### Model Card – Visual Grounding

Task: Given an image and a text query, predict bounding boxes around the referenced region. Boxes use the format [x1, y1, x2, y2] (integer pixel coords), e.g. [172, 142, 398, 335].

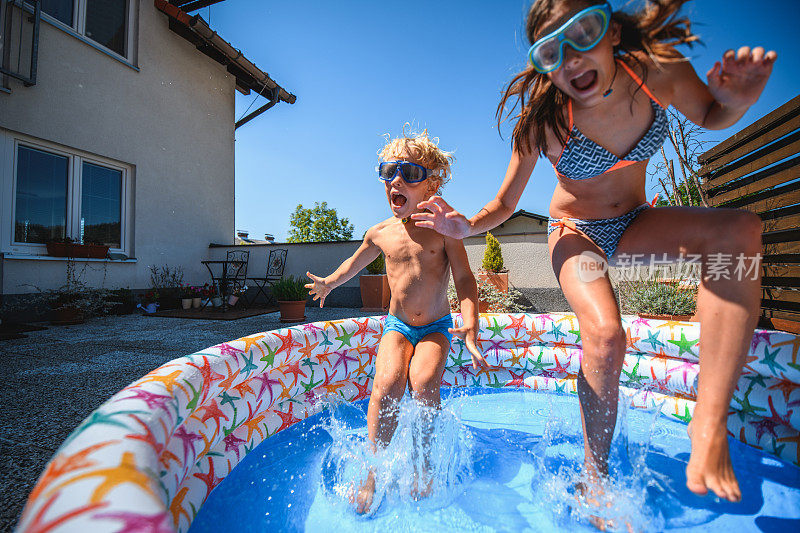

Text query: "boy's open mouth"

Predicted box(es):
[391, 192, 407, 208]
[571, 70, 597, 92]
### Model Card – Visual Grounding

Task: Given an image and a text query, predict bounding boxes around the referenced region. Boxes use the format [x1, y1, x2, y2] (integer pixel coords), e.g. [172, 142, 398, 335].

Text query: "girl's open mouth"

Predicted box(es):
[571, 70, 597, 92]
[391, 192, 407, 208]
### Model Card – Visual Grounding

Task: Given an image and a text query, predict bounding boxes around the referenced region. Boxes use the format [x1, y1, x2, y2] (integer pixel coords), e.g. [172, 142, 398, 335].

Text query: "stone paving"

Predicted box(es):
[0, 307, 375, 532]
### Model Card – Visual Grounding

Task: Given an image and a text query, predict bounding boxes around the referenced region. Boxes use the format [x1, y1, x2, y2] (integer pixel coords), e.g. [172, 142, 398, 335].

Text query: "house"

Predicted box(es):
[0, 0, 293, 303]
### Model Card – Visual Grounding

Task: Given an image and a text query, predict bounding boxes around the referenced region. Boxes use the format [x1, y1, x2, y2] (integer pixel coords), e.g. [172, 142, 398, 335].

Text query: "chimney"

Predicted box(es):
[264, 233, 275, 243]
[236, 229, 249, 239]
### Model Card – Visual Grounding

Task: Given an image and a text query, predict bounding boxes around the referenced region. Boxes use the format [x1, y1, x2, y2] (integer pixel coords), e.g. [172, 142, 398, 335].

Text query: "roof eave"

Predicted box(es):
[154, 0, 296, 105]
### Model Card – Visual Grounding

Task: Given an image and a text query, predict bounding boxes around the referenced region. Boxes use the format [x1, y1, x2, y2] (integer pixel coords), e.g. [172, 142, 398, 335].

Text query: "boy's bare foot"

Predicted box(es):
[685, 417, 741, 502]
[354, 471, 376, 514]
[411, 472, 434, 500]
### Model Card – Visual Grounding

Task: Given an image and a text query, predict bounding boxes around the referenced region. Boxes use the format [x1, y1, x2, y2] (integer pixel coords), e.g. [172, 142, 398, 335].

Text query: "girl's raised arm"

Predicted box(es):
[413, 149, 538, 238]
[668, 46, 776, 130]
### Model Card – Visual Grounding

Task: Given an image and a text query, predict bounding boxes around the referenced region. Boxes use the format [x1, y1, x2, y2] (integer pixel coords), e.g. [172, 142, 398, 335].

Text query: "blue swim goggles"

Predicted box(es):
[527, 2, 612, 74]
[377, 161, 435, 184]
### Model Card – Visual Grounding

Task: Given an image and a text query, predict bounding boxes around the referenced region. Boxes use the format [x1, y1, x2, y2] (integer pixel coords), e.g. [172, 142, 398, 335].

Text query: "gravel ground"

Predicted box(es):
[0, 307, 376, 532]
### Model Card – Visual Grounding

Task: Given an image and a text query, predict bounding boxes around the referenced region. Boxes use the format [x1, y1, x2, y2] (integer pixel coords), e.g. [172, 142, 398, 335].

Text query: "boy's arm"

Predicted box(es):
[666, 47, 776, 130]
[305, 227, 381, 308]
[444, 236, 487, 369]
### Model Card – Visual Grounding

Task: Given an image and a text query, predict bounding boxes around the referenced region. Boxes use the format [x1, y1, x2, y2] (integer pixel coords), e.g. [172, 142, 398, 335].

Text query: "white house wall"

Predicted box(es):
[0, 1, 235, 294]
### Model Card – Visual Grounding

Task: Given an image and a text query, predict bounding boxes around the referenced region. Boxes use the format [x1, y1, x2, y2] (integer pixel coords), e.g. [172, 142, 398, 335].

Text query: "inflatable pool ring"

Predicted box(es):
[17, 313, 800, 532]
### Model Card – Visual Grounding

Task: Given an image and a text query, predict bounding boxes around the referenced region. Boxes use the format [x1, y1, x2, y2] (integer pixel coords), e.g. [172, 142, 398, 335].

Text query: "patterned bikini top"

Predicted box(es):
[554, 60, 668, 181]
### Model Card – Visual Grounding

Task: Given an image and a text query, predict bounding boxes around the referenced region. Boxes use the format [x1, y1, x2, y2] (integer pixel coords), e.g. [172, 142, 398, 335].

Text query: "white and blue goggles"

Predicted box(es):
[527, 2, 612, 74]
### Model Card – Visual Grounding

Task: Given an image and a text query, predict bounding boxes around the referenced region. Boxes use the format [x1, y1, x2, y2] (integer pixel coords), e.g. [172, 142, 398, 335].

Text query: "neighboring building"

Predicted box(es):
[0, 0, 294, 298]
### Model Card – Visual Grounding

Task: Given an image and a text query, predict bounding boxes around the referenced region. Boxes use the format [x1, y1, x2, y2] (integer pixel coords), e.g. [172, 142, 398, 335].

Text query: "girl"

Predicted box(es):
[413, 0, 776, 503]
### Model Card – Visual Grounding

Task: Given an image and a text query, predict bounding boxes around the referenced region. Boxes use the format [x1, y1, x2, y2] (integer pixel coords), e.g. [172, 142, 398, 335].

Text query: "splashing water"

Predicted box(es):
[319, 393, 476, 519]
[191, 388, 800, 532]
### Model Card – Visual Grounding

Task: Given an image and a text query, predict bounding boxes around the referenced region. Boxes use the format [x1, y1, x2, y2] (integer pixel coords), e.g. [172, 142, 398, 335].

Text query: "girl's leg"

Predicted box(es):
[550, 229, 627, 482]
[407, 332, 450, 496]
[356, 331, 414, 513]
[615, 206, 762, 502]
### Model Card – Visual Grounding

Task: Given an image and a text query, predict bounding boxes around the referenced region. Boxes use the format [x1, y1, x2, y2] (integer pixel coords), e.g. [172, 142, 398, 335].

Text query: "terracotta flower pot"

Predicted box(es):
[477, 271, 509, 313]
[360, 274, 390, 312]
[46, 242, 109, 258]
[192, 297, 201, 308]
[637, 313, 698, 322]
[228, 295, 239, 306]
[181, 298, 192, 310]
[478, 271, 509, 293]
[278, 300, 307, 323]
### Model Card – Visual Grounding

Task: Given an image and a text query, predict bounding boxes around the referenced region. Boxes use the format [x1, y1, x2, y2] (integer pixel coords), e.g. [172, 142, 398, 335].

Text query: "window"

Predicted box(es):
[41, 0, 74, 26]
[38, 0, 134, 60]
[14, 146, 69, 244]
[4, 133, 132, 256]
[81, 161, 122, 247]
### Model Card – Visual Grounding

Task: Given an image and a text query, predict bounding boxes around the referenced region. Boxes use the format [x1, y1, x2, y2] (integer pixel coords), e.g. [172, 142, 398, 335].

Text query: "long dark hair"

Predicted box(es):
[497, 0, 698, 156]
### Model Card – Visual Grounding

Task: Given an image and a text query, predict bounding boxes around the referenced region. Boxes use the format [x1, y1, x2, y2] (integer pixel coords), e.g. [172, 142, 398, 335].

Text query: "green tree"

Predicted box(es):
[482, 232, 505, 272]
[287, 202, 354, 243]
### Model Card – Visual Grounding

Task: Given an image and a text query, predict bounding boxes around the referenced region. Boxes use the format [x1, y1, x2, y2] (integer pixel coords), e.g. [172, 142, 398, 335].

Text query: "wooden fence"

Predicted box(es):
[698, 95, 800, 332]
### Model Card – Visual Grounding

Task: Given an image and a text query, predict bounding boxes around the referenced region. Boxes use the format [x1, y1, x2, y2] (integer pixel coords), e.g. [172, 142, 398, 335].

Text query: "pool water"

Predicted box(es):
[190, 388, 800, 532]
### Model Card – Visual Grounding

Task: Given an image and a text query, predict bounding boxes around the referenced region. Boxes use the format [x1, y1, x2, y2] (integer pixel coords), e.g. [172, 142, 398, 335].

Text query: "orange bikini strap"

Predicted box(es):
[616, 59, 666, 109]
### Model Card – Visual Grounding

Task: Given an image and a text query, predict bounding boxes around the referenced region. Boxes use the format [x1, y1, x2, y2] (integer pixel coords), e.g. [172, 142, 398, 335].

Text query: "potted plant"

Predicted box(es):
[149, 265, 184, 310]
[617, 276, 698, 321]
[448, 278, 524, 314]
[191, 286, 202, 308]
[46, 237, 110, 259]
[360, 253, 390, 312]
[477, 233, 509, 310]
[178, 284, 193, 310]
[271, 275, 309, 322]
[228, 285, 247, 307]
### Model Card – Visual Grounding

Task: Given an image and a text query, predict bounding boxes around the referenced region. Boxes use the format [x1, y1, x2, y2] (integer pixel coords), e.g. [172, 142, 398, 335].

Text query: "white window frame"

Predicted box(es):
[0, 129, 133, 257]
[31, 0, 137, 63]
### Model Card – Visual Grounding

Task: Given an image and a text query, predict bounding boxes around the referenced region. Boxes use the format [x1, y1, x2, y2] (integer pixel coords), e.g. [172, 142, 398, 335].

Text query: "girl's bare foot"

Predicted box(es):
[686, 417, 742, 502]
[574, 481, 635, 533]
[354, 471, 376, 514]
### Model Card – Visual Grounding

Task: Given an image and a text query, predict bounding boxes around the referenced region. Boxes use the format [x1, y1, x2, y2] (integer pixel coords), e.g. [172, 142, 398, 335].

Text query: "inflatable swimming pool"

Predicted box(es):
[17, 313, 800, 532]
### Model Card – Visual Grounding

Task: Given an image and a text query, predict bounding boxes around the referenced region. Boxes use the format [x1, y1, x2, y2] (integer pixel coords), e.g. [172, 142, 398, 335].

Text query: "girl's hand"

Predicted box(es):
[707, 46, 777, 110]
[449, 324, 488, 370]
[411, 196, 471, 239]
[305, 272, 332, 308]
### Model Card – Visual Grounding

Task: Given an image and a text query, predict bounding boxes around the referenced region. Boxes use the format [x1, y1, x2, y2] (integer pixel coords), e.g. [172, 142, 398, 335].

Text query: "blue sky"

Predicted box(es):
[204, 0, 799, 241]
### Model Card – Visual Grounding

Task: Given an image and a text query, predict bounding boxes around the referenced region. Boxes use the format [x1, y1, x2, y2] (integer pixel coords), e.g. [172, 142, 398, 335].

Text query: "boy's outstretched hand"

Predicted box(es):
[449, 323, 488, 370]
[305, 272, 332, 308]
[707, 46, 777, 110]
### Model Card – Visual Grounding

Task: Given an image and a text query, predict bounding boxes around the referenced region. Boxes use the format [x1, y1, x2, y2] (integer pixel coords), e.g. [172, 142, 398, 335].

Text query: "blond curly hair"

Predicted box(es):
[378, 125, 454, 194]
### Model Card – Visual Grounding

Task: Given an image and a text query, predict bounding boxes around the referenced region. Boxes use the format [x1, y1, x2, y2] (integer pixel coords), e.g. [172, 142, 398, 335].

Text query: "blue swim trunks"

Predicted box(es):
[383, 313, 453, 346]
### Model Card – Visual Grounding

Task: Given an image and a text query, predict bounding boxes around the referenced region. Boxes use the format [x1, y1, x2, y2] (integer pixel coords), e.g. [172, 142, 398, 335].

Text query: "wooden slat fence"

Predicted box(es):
[699, 95, 800, 332]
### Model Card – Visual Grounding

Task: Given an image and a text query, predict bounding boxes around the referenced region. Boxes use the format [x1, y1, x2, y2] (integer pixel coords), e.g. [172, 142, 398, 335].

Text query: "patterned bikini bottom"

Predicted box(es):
[547, 204, 650, 259]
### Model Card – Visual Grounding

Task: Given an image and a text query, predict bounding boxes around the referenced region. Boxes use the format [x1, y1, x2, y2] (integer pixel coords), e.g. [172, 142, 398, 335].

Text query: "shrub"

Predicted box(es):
[481, 232, 505, 273]
[366, 253, 385, 275]
[617, 276, 697, 316]
[149, 265, 184, 289]
[448, 277, 525, 313]
[272, 275, 311, 301]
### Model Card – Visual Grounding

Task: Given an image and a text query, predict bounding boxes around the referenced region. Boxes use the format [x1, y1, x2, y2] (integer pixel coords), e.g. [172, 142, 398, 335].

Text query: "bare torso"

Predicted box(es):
[543, 58, 673, 220]
[371, 217, 452, 326]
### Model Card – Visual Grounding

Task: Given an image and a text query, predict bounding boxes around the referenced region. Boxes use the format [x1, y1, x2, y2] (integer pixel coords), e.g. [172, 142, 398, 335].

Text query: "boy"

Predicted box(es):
[305, 129, 486, 513]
